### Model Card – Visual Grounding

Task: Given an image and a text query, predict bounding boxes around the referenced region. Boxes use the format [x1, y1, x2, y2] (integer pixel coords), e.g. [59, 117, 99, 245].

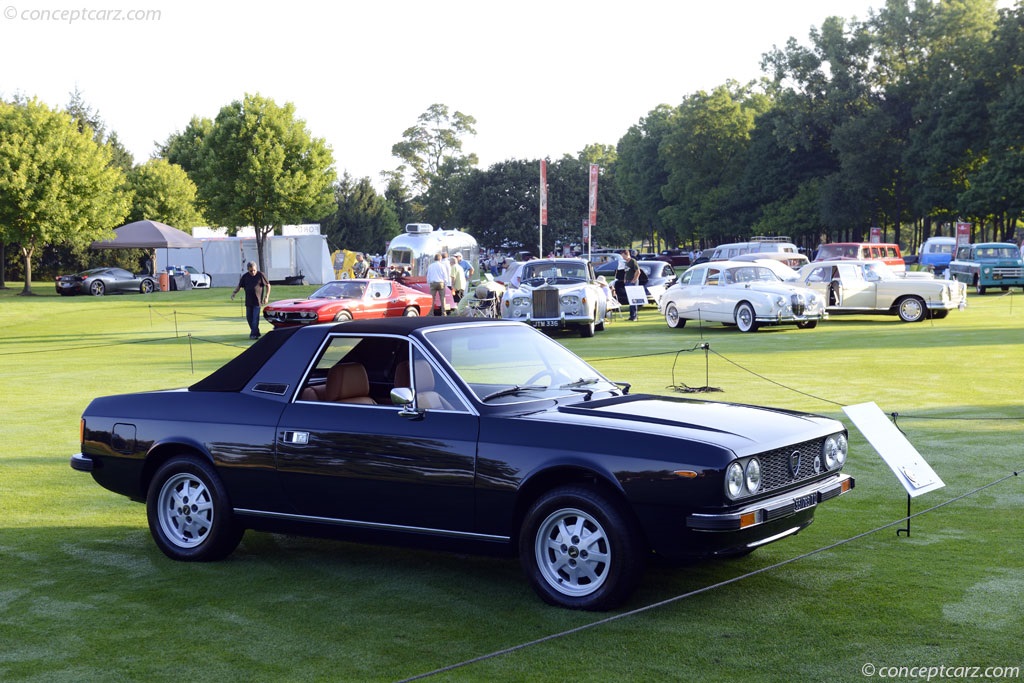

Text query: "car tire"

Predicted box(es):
[579, 320, 595, 338]
[141, 279, 156, 294]
[735, 302, 759, 332]
[89, 280, 105, 296]
[146, 455, 243, 562]
[665, 302, 687, 329]
[334, 310, 353, 322]
[519, 485, 645, 611]
[403, 306, 419, 317]
[896, 296, 926, 323]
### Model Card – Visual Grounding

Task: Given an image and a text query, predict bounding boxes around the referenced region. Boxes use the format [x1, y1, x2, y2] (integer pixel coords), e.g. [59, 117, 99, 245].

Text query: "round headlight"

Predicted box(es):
[726, 462, 744, 499]
[745, 458, 761, 494]
[823, 436, 839, 469]
[835, 434, 848, 466]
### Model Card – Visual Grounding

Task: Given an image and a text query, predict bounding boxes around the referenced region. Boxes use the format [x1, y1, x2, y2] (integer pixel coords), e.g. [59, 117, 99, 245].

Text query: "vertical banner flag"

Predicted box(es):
[539, 160, 548, 226]
[588, 164, 599, 226]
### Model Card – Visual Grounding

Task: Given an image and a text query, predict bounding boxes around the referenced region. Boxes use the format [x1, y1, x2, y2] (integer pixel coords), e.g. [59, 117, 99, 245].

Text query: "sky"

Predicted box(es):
[1, 0, 886, 189]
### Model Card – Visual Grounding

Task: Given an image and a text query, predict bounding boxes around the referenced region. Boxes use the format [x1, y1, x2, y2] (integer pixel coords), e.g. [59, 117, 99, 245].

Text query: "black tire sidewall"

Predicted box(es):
[146, 455, 242, 562]
[519, 485, 645, 611]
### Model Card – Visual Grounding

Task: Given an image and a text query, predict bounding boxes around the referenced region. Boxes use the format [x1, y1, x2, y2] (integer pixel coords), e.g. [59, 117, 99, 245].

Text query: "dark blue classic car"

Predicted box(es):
[71, 318, 854, 610]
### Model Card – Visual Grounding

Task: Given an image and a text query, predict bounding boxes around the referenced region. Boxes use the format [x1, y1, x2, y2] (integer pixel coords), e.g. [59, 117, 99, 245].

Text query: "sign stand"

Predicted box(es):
[842, 402, 945, 538]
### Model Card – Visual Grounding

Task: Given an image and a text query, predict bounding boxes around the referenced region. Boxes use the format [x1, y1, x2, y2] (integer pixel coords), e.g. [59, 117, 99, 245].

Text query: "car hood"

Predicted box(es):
[542, 394, 837, 455]
[267, 299, 339, 309]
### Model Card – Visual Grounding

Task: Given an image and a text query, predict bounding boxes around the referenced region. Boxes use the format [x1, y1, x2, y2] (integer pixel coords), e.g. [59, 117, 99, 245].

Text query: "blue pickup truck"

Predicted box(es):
[947, 242, 1024, 294]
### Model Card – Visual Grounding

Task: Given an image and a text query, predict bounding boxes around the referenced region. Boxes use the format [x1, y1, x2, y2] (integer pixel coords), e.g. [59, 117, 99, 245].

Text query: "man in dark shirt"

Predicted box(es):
[621, 249, 640, 321]
[231, 261, 271, 339]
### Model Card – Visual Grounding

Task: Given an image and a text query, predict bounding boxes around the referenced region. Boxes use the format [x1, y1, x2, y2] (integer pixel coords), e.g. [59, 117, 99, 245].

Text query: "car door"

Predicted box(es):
[699, 267, 730, 321]
[833, 263, 876, 309]
[108, 268, 137, 293]
[275, 336, 480, 533]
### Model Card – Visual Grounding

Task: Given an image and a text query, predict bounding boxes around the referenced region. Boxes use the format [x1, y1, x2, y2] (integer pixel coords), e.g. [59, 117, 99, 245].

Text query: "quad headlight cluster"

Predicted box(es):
[822, 433, 848, 470]
[725, 457, 762, 500]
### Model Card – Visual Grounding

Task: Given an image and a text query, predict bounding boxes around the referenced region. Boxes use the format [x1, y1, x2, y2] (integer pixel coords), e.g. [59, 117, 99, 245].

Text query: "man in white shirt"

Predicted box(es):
[426, 252, 452, 315]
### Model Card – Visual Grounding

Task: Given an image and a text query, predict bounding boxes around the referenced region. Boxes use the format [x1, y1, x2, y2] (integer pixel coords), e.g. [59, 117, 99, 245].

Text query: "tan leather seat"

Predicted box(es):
[324, 362, 376, 405]
[393, 359, 452, 410]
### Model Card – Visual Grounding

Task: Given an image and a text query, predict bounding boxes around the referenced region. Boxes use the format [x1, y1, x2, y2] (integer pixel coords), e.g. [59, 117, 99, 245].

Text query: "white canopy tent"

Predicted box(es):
[158, 234, 334, 287]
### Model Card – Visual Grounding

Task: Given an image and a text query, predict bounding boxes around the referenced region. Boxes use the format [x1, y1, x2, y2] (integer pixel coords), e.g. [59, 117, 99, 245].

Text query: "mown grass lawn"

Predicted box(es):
[1, 283, 1021, 682]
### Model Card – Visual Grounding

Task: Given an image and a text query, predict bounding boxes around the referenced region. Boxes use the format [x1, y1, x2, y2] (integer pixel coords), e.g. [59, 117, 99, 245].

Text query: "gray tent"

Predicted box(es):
[91, 220, 204, 274]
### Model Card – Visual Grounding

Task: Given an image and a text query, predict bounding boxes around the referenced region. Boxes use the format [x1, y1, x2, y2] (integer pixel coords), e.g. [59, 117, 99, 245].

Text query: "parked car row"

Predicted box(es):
[658, 258, 968, 332]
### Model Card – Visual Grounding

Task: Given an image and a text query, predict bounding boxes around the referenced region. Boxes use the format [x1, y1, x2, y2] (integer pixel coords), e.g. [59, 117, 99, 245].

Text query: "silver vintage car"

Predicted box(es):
[796, 260, 967, 322]
[500, 258, 611, 337]
[659, 261, 827, 332]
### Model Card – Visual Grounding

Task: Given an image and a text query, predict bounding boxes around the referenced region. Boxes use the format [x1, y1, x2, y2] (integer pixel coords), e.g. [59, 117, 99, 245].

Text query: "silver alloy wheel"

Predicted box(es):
[897, 296, 925, 322]
[534, 506, 611, 598]
[156, 471, 215, 549]
[403, 306, 419, 316]
[90, 280, 105, 296]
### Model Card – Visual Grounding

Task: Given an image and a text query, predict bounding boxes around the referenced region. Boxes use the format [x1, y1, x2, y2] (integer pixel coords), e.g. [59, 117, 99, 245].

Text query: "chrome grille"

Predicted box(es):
[532, 288, 559, 318]
[790, 294, 806, 316]
[757, 438, 825, 493]
[993, 267, 1023, 277]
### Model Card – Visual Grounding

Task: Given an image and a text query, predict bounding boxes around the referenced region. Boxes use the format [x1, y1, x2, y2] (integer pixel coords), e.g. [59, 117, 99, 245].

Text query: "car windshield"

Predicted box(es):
[423, 324, 618, 404]
[861, 262, 900, 280]
[977, 246, 1018, 259]
[311, 281, 367, 299]
[521, 263, 587, 282]
[721, 266, 781, 285]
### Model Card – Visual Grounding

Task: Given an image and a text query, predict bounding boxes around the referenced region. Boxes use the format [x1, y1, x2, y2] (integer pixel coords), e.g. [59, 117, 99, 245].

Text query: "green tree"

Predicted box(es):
[322, 173, 401, 254]
[659, 82, 770, 245]
[196, 94, 336, 273]
[66, 88, 134, 173]
[127, 158, 206, 228]
[391, 103, 478, 226]
[159, 116, 213, 178]
[0, 97, 130, 294]
[617, 105, 676, 246]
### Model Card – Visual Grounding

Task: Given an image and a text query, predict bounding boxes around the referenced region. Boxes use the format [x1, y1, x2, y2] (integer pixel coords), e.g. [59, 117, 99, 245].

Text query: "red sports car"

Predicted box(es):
[263, 279, 434, 328]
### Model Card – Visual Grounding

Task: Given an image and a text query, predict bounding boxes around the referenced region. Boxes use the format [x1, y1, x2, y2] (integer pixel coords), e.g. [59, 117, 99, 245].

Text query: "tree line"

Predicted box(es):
[2, 0, 1022, 293]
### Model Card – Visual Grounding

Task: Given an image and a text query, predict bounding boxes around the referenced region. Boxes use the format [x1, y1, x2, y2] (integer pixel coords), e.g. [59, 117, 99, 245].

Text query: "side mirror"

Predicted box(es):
[390, 387, 413, 406]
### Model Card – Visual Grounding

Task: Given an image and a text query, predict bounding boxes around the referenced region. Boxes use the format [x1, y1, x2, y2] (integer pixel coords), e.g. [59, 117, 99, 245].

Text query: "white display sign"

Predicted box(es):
[842, 402, 945, 497]
[625, 285, 647, 306]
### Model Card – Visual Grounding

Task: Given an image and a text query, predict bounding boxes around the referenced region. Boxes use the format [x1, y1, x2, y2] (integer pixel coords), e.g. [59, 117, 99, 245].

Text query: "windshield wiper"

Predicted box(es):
[481, 385, 548, 402]
[559, 377, 604, 389]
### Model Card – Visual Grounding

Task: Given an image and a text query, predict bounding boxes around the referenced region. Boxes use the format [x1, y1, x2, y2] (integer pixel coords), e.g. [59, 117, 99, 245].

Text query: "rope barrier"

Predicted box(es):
[397, 468, 1021, 682]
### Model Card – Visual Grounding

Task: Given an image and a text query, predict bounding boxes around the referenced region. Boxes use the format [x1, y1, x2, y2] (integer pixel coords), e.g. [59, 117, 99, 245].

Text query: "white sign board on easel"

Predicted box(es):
[624, 285, 647, 306]
[842, 402, 945, 497]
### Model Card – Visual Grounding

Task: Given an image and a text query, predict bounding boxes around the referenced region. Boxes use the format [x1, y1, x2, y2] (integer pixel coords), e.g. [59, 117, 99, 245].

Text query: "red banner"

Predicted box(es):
[588, 164, 599, 226]
[540, 160, 548, 226]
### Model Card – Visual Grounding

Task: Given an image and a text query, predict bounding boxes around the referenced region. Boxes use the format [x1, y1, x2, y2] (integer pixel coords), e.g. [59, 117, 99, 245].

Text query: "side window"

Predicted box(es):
[679, 269, 696, 286]
[409, 346, 468, 412]
[705, 268, 720, 286]
[369, 281, 391, 298]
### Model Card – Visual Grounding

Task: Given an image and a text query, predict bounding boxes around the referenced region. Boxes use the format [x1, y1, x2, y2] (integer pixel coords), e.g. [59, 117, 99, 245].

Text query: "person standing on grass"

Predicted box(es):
[231, 261, 271, 339]
[426, 252, 451, 315]
[621, 249, 640, 321]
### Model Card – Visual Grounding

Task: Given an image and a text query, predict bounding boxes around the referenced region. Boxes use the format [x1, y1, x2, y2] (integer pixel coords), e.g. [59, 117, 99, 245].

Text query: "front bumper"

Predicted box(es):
[70, 452, 94, 472]
[688, 473, 854, 532]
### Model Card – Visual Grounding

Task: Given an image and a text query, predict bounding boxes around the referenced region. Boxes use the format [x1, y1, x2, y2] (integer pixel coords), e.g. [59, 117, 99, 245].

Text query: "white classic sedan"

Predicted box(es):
[500, 258, 610, 337]
[795, 260, 967, 322]
[659, 261, 827, 332]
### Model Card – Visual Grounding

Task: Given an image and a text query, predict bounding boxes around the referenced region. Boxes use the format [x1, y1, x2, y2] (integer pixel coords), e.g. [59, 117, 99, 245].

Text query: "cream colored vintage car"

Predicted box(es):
[795, 260, 967, 322]
[500, 258, 610, 337]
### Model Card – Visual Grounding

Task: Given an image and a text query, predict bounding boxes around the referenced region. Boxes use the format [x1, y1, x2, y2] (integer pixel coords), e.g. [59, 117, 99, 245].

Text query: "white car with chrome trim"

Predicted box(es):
[659, 260, 827, 332]
[500, 258, 610, 337]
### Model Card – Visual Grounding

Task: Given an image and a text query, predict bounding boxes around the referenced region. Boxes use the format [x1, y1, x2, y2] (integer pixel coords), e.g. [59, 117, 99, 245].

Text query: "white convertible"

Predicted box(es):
[500, 258, 611, 337]
[659, 261, 827, 332]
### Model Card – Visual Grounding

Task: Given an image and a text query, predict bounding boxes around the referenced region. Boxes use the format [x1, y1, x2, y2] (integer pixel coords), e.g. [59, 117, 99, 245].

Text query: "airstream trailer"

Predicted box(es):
[386, 224, 479, 312]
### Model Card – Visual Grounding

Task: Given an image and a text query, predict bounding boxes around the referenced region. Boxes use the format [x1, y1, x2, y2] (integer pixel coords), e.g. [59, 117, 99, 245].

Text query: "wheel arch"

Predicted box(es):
[140, 440, 215, 499]
[510, 465, 642, 553]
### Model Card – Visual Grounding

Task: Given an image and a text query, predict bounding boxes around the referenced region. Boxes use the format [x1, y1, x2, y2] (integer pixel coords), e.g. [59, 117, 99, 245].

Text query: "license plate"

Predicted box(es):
[533, 320, 559, 328]
[793, 493, 817, 511]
